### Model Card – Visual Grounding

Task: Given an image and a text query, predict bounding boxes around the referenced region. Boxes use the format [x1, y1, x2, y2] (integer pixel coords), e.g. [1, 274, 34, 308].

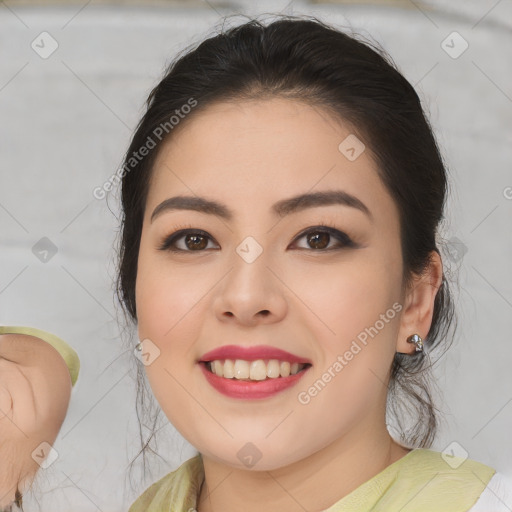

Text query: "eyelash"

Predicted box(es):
[157, 222, 357, 253]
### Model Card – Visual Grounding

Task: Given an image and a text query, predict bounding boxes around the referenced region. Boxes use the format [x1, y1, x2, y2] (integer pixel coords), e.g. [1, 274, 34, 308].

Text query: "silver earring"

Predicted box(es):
[135, 341, 143, 352]
[406, 333, 423, 353]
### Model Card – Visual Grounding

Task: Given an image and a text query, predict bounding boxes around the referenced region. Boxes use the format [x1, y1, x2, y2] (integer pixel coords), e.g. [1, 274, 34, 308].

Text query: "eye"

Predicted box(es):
[158, 224, 356, 253]
[290, 225, 356, 251]
[158, 228, 218, 252]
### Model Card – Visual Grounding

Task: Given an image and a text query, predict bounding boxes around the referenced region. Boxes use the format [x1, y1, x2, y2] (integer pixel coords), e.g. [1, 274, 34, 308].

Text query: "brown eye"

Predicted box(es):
[184, 233, 208, 250]
[306, 231, 330, 249]
[292, 226, 355, 251]
[159, 226, 355, 253]
[158, 229, 218, 252]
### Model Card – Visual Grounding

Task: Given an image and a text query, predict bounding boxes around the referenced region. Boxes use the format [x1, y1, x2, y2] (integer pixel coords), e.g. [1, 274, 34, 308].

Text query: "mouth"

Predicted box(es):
[201, 359, 312, 381]
[198, 345, 313, 398]
[198, 360, 312, 399]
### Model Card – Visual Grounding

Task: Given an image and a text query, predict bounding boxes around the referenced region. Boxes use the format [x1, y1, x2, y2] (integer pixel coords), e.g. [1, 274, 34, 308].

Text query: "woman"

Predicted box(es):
[114, 15, 512, 511]
[0, 326, 79, 510]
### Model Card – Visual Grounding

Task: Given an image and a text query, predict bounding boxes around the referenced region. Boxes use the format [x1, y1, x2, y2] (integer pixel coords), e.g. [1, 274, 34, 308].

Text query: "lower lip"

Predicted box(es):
[199, 363, 310, 399]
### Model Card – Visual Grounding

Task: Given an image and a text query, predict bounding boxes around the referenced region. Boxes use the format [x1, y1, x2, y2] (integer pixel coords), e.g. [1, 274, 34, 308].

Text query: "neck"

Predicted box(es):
[197, 423, 411, 512]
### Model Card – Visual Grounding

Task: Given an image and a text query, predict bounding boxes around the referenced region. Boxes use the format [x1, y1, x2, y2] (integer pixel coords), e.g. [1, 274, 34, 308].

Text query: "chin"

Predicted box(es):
[199, 440, 309, 472]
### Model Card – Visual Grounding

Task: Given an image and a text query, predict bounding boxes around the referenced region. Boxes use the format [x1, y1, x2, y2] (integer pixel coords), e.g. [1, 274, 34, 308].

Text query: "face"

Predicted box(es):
[135, 98, 407, 471]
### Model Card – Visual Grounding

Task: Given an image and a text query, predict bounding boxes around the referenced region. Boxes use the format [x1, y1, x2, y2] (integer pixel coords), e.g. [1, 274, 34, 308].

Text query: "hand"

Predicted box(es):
[0, 334, 73, 508]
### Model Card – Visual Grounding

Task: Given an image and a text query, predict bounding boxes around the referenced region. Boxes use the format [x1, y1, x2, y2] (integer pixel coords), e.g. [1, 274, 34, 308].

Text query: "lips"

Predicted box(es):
[199, 345, 312, 364]
[199, 363, 310, 399]
[197, 344, 312, 399]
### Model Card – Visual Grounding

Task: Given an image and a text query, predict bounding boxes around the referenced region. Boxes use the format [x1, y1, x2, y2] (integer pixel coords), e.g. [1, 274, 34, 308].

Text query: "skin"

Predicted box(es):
[0, 334, 72, 508]
[135, 97, 442, 512]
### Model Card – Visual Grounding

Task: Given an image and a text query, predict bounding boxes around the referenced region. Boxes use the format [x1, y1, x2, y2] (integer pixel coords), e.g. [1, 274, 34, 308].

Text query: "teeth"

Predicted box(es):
[207, 359, 307, 380]
[280, 361, 290, 377]
[250, 360, 267, 380]
[213, 360, 224, 377]
[266, 359, 280, 378]
[223, 359, 234, 378]
[234, 359, 249, 379]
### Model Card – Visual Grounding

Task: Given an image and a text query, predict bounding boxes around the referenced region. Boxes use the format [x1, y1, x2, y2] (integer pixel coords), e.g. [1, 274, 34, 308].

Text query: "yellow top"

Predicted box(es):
[128, 448, 496, 512]
[0, 325, 80, 387]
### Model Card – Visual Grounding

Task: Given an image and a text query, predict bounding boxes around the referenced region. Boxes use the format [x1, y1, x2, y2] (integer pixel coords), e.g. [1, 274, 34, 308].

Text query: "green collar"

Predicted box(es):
[129, 448, 495, 511]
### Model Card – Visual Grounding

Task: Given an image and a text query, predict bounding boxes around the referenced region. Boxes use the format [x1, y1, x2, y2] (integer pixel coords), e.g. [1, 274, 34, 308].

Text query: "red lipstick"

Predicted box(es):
[199, 363, 310, 399]
[198, 344, 312, 400]
[199, 345, 311, 364]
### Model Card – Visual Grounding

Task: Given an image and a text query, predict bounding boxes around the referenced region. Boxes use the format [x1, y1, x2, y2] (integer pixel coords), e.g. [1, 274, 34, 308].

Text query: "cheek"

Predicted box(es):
[136, 250, 203, 340]
[290, 257, 402, 423]
[135, 249, 211, 405]
[135, 257, 194, 422]
[290, 252, 401, 346]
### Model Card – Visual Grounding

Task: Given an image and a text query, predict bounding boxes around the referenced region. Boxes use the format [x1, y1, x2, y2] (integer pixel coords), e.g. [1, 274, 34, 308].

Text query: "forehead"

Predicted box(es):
[153, 97, 362, 172]
[146, 98, 396, 222]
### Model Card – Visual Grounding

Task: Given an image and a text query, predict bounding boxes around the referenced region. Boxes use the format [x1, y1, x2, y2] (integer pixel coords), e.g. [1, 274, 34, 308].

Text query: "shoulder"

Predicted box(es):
[468, 471, 512, 511]
[128, 454, 204, 512]
[400, 447, 496, 479]
[387, 448, 497, 511]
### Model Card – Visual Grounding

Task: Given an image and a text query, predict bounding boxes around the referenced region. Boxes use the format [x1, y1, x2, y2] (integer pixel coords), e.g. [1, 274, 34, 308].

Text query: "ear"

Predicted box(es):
[396, 250, 443, 354]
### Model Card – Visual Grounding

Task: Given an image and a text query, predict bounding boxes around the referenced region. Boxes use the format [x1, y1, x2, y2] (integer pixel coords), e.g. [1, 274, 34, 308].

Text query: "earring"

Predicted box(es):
[135, 340, 143, 352]
[406, 333, 424, 353]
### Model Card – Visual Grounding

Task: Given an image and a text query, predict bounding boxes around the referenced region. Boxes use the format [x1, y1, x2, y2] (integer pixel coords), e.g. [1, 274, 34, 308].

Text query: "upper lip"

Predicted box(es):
[199, 345, 312, 364]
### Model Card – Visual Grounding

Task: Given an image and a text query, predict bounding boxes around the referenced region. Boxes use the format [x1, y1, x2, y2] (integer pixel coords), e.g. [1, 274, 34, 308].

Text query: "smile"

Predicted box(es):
[205, 359, 309, 380]
[197, 344, 312, 399]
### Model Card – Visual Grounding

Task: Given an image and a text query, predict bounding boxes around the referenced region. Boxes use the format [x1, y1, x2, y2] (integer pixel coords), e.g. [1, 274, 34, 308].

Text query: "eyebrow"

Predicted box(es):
[150, 190, 372, 223]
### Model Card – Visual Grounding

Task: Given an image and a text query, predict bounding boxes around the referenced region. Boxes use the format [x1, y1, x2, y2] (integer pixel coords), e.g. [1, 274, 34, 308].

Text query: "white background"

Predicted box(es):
[1, 0, 511, 510]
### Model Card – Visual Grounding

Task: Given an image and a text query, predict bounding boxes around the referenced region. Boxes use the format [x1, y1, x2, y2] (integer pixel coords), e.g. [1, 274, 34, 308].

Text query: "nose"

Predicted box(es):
[212, 249, 287, 327]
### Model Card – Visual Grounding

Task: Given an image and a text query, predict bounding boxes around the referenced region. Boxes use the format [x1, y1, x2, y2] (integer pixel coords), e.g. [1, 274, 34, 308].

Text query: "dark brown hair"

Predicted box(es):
[113, 13, 455, 480]
[0, 488, 24, 511]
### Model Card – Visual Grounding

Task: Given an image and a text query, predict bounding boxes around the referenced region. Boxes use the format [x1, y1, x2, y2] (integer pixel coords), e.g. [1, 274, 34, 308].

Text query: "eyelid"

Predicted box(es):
[158, 223, 356, 252]
[157, 227, 217, 252]
[290, 225, 355, 250]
